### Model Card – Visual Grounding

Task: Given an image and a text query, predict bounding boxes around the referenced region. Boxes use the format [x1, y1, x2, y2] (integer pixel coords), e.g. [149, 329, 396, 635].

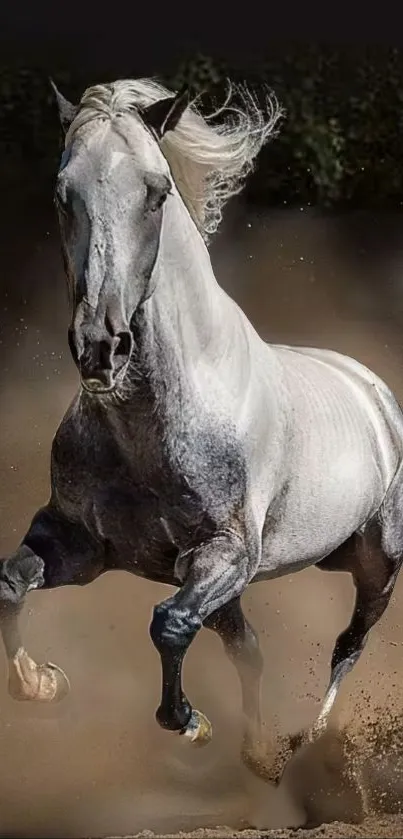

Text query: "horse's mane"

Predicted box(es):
[66, 77, 283, 241]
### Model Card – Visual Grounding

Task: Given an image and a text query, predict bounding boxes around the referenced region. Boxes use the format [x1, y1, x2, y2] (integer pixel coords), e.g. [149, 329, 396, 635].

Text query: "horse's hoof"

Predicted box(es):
[270, 735, 295, 785]
[35, 662, 70, 702]
[180, 709, 212, 745]
[240, 735, 293, 786]
[9, 649, 70, 702]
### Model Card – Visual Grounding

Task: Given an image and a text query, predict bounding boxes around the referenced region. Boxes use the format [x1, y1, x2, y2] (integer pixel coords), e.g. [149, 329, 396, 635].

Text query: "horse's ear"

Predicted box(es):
[49, 78, 78, 134]
[140, 88, 192, 138]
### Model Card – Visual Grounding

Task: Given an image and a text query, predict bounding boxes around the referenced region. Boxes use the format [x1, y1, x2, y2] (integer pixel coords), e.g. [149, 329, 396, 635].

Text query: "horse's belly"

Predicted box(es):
[259, 438, 391, 576]
[257, 345, 402, 576]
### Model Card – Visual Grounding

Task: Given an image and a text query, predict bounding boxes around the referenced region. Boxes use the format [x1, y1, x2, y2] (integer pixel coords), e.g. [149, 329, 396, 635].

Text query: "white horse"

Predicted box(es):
[0, 77, 402, 791]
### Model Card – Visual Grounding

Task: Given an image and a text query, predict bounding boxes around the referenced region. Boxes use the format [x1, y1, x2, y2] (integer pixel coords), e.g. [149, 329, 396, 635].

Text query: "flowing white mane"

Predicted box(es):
[66, 77, 283, 240]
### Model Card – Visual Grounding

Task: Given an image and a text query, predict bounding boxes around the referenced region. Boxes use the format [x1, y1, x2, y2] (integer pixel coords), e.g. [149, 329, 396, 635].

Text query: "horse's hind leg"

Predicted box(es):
[204, 597, 273, 781]
[310, 518, 401, 742]
[283, 511, 402, 821]
[266, 516, 402, 789]
[0, 504, 104, 702]
[310, 473, 403, 737]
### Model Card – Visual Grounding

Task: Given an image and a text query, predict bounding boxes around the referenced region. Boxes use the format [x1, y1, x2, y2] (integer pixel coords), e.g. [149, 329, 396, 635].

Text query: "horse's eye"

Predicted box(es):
[154, 191, 168, 210]
[146, 181, 172, 213]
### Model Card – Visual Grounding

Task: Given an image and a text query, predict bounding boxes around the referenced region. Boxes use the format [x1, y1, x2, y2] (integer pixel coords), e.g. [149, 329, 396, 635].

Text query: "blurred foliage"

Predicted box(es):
[2, 46, 403, 208]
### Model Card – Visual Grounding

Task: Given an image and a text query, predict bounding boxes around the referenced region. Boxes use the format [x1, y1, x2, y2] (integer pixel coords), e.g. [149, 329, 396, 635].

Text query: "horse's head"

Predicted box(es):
[52, 81, 190, 394]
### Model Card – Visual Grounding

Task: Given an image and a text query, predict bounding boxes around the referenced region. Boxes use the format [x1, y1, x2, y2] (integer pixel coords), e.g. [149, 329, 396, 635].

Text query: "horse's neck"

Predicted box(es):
[138, 195, 238, 384]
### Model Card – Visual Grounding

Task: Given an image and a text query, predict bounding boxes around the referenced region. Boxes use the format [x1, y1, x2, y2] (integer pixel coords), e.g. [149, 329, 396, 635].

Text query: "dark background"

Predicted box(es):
[2, 7, 403, 837]
[4, 3, 403, 211]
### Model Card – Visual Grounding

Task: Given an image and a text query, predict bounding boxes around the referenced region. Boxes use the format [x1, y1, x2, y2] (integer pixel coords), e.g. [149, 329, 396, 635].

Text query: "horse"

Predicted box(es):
[1, 76, 403, 792]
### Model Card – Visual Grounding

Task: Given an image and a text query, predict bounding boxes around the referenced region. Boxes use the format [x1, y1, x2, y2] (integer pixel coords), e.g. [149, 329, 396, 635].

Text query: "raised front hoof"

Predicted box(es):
[180, 710, 212, 746]
[9, 649, 70, 703]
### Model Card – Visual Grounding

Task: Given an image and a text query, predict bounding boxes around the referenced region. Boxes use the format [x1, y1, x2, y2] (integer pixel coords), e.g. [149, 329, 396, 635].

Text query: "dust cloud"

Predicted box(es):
[1, 203, 403, 836]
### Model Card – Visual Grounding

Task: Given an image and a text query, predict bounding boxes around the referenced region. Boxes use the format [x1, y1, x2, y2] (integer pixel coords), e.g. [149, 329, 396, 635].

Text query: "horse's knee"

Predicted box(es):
[0, 547, 45, 605]
[150, 601, 202, 652]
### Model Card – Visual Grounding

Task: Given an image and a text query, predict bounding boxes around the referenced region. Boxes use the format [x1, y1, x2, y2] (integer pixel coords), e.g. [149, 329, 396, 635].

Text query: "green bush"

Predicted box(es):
[246, 45, 403, 207]
[2, 46, 403, 208]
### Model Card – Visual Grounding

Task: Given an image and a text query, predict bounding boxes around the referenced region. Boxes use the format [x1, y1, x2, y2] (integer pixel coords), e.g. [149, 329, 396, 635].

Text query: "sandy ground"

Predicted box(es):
[2, 205, 403, 837]
[117, 818, 403, 838]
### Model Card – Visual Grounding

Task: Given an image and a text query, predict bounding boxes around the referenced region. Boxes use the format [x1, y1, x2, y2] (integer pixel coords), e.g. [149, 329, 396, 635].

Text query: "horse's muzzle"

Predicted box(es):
[68, 323, 133, 394]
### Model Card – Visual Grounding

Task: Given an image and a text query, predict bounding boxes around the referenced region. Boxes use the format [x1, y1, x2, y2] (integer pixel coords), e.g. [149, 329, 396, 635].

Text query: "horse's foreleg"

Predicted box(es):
[204, 597, 276, 781]
[0, 545, 70, 702]
[149, 531, 254, 746]
[0, 505, 103, 703]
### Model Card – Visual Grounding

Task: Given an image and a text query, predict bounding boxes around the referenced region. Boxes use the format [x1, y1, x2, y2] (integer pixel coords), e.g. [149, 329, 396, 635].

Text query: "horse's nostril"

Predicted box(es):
[99, 340, 112, 369]
[116, 331, 132, 358]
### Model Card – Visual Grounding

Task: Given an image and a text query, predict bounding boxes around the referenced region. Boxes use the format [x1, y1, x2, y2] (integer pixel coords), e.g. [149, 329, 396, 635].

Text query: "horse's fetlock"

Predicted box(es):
[0, 549, 44, 605]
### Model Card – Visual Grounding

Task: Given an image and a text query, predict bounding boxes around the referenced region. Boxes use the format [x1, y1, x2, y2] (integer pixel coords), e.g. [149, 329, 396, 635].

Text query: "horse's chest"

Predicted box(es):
[51, 407, 246, 565]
